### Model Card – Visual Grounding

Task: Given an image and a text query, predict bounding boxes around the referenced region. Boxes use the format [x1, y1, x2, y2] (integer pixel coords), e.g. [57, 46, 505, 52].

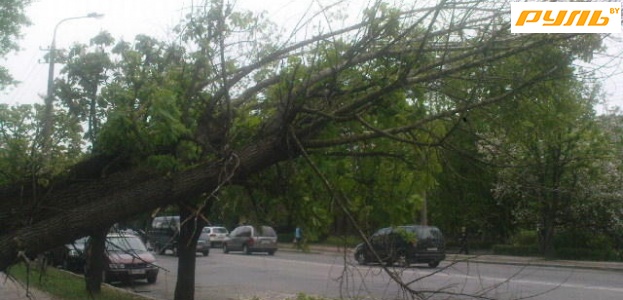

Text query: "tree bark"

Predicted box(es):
[84, 227, 109, 294]
[174, 203, 208, 300]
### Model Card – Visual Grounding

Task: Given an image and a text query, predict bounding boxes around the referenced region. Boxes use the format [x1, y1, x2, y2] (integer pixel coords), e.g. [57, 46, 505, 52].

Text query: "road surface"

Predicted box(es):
[118, 249, 623, 300]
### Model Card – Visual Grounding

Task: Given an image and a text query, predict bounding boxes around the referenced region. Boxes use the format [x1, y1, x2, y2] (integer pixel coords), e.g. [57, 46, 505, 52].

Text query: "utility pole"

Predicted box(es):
[420, 190, 428, 226]
[40, 12, 104, 164]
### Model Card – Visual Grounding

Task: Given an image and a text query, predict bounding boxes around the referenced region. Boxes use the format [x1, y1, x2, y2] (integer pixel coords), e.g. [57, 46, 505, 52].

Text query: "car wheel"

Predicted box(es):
[355, 250, 368, 265]
[147, 272, 158, 284]
[203, 251, 209, 256]
[396, 252, 410, 268]
[223, 244, 229, 254]
[267, 250, 275, 256]
[243, 244, 251, 255]
[428, 260, 440, 268]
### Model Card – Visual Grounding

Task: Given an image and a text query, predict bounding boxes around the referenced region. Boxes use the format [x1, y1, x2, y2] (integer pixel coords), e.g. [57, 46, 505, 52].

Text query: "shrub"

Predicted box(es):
[278, 233, 295, 243]
[322, 235, 361, 248]
[555, 248, 620, 261]
[509, 230, 538, 246]
[492, 244, 540, 256]
[554, 230, 585, 249]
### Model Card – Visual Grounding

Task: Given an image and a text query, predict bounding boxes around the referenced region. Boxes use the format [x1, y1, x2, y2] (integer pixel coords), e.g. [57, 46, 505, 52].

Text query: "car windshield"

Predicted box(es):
[106, 236, 148, 253]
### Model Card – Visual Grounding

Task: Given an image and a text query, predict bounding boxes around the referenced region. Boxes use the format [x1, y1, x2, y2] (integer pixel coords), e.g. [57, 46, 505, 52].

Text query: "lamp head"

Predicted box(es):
[86, 12, 104, 19]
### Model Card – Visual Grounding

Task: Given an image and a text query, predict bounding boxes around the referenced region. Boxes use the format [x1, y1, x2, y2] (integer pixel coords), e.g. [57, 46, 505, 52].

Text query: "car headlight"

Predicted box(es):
[109, 263, 125, 269]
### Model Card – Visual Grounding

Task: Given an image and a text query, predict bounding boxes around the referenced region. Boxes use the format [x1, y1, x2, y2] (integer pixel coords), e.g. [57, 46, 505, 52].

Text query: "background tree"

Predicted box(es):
[0, 0, 31, 88]
[56, 31, 115, 145]
[564, 112, 623, 257]
[475, 45, 606, 256]
[424, 33, 610, 255]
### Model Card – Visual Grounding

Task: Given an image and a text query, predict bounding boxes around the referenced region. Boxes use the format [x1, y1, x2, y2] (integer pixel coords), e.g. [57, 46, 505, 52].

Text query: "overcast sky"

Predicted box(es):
[0, 0, 361, 105]
[1, 0, 621, 113]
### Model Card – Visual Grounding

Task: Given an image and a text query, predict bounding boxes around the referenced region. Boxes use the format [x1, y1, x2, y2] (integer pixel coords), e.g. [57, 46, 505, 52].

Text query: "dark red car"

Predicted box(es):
[103, 233, 159, 284]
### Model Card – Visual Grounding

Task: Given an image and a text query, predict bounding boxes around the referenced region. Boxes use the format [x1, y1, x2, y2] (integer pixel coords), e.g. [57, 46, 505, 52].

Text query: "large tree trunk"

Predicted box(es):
[539, 208, 556, 258]
[84, 227, 109, 294]
[0, 137, 288, 271]
[174, 203, 208, 300]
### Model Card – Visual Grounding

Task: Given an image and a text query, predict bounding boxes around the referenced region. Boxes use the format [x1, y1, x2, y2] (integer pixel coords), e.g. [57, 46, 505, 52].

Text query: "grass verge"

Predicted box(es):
[6, 262, 150, 300]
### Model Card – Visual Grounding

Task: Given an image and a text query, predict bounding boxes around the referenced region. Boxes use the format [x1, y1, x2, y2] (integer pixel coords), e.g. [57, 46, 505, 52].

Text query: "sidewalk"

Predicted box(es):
[278, 243, 623, 272]
[0, 273, 55, 300]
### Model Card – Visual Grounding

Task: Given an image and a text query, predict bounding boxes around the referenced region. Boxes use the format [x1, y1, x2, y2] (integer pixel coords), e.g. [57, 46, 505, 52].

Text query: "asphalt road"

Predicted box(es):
[117, 249, 623, 300]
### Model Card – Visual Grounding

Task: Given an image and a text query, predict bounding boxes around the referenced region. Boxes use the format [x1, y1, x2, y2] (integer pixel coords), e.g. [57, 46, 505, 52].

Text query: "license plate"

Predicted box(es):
[427, 247, 438, 251]
[261, 240, 271, 244]
[129, 269, 145, 275]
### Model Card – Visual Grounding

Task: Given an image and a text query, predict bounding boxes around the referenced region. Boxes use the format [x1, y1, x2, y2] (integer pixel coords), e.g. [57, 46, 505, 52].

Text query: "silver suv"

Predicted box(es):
[202, 226, 229, 248]
[222, 225, 278, 255]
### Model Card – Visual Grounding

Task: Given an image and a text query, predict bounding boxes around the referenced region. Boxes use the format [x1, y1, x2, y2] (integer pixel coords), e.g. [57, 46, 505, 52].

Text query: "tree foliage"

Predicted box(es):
[0, 103, 82, 184]
[0, 0, 30, 87]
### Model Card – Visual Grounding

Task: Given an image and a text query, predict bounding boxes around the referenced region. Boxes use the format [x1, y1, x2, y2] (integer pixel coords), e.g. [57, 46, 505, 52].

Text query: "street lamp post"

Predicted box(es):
[41, 12, 104, 156]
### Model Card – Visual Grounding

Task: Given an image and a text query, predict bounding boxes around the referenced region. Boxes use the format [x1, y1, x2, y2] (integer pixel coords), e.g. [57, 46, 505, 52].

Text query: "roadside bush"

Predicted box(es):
[279, 232, 295, 243]
[492, 244, 540, 256]
[322, 235, 360, 248]
[447, 239, 496, 250]
[551, 229, 621, 261]
[555, 248, 619, 261]
[554, 230, 613, 250]
[495, 229, 622, 261]
[509, 230, 538, 246]
[492, 230, 539, 256]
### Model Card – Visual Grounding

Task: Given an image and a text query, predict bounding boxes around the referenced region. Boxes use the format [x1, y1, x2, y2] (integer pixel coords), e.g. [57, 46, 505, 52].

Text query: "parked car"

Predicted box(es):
[63, 236, 88, 272]
[146, 216, 211, 256]
[47, 236, 88, 273]
[222, 225, 278, 255]
[354, 225, 446, 268]
[103, 233, 159, 284]
[147, 216, 180, 255]
[202, 226, 229, 247]
[196, 230, 210, 256]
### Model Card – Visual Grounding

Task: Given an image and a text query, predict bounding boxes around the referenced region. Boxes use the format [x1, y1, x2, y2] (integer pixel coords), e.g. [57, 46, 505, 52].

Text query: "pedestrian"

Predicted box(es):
[294, 226, 303, 250]
[459, 226, 469, 254]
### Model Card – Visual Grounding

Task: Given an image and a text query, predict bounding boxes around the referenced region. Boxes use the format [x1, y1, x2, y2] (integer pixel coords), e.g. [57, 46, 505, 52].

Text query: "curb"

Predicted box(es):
[446, 254, 623, 272]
